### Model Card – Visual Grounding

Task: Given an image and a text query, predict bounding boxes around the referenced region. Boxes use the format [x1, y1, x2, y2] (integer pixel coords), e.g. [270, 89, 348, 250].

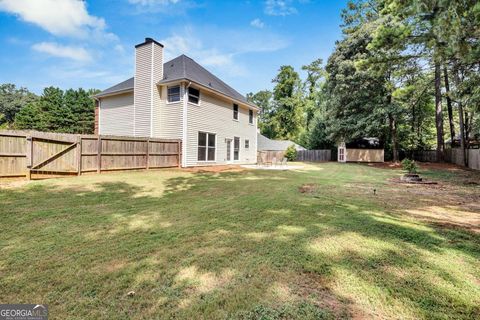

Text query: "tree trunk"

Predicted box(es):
[465, 112, 470, 148]
[453, 66, 467, 166]
[434, 62, 445, 162]
[443, 65, 455, 146]
[388, 113, 399, 162]
[458, 103, 467, 166]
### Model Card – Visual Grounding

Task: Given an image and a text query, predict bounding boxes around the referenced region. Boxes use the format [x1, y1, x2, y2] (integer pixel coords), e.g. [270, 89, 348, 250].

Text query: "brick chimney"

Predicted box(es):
[134, 37, 164, 137]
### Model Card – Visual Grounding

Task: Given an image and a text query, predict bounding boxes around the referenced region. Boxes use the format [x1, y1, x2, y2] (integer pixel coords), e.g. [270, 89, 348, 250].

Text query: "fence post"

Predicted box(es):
[97, 136, 102, 173]
[25, 135, 32, 180]
[178, 141, 182, 168]
[77, 136, 82, 176]
[146, 138, 150, 170]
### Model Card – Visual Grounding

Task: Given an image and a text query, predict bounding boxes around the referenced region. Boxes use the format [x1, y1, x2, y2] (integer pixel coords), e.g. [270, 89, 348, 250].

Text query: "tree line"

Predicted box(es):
[248, 0, 479, 164]
[0, 84, 99, 134]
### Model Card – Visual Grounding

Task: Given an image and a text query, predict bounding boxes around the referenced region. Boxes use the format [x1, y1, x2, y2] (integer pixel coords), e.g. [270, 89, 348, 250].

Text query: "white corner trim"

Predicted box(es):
[254, 113, 258, 163]
[133, 49, 136, 136]
[98, 99, 101, 135]
[182, 83, 188, 167]
[150, 42, 154, 138]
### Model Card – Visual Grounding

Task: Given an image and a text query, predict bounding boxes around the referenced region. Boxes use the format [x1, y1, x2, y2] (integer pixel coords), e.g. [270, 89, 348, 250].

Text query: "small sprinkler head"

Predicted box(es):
[373, 188, 377, 195]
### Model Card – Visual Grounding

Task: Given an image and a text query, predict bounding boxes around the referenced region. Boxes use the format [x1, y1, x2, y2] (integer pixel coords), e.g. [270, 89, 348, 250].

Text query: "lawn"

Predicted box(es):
[1, 163, 479, 319]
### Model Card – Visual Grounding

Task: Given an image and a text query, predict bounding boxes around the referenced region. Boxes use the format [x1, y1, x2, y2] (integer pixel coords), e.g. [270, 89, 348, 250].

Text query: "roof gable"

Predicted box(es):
[160, 55, 248, 103]
[96, 55, 250, 105]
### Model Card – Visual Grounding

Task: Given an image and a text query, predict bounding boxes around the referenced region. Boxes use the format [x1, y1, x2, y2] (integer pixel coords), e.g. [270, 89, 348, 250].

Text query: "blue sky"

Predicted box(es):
[0, 0, 347, 95]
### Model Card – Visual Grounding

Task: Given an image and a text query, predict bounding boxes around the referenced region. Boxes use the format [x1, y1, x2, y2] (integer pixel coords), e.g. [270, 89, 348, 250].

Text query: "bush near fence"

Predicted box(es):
[0, 130, 181, 179]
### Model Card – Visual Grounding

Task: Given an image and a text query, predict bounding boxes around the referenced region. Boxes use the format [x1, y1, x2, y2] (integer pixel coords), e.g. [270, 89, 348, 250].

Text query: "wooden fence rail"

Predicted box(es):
[412, 148, 480, 171]
[296, 149, 332, 162]
[0, 130, 181, 179]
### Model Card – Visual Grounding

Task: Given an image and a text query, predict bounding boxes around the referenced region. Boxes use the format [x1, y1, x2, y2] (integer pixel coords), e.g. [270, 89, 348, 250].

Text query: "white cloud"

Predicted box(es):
[250, 18, 265, 29]
[264, 0, 298, 16]
[127, 0, 194, 13]
[32, 42, 92, 62]
[160, 27, 289, 77]
[128, 0, 180, 5]
[0, 0, 110, 38]
[162, 33, 234, 67]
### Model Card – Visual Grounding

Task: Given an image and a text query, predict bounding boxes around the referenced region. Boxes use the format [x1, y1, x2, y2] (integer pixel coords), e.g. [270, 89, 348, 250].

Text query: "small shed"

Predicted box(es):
[338, 138, 384, 163]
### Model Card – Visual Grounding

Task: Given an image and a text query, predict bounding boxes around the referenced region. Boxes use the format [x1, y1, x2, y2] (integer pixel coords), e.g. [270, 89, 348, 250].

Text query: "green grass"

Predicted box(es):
[1, 163, 479, 319]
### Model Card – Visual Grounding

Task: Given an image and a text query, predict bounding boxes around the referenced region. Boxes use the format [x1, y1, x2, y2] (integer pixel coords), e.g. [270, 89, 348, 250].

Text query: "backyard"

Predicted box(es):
[0, 162, 479, 319]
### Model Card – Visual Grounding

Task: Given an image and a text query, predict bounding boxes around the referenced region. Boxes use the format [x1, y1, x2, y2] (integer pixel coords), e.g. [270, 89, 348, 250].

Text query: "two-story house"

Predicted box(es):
[94, 38, 259, 167]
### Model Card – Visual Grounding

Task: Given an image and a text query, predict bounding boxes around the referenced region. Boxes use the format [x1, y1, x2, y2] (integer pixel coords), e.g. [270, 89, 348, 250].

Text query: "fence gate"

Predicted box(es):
[27, 133, 80, 179]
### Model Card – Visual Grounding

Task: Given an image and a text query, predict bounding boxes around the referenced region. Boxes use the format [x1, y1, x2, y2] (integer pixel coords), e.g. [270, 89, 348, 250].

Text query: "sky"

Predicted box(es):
[0, 0, 347, 96]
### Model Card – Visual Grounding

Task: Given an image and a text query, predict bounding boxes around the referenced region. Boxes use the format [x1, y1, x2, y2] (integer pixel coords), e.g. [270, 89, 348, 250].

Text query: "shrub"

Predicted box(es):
[401, 158, 418, 174]
[285, 145, 297, 161]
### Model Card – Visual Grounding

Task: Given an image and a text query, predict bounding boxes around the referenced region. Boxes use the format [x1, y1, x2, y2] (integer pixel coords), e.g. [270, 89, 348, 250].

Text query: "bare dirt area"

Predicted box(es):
[182, 165, 246, 173]
[384, 176, 480, 233]
[367, 161, 473, 171]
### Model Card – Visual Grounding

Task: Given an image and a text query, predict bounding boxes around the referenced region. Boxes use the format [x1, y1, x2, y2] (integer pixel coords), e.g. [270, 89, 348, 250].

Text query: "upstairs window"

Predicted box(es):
[249, 110, 254, 124]
[233, 104, 239, 120]
[188, 87, 200, 104]
[167, 86, 180, 103]
[198, 132, 216, 161]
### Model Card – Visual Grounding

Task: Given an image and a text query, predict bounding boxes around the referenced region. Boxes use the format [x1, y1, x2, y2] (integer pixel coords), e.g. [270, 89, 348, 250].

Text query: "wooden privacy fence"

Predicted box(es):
[296, 149, 332, 162]
[412, 150, 438, 162]
[257, 151, 285, 163]
[0, 130, 181, 179]
[412, 149, 480, 170]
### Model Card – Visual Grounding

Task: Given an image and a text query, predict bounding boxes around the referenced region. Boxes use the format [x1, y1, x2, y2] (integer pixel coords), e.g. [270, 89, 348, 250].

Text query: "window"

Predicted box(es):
[198, 132, 216, 161]
[167, 86, 180, 103]
[249, 110, 254, 124]
[245, 139, 249, 149]
[188, 87, 200, 104]
[234, 137, 240, 160]
[233, 104, 239, 120]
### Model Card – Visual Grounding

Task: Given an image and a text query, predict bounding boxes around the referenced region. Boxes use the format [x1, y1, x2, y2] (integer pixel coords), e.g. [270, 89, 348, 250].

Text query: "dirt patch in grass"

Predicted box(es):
[299, 183, 318, 194]
[388, 178, 438, 185]
[294, 272, 359, 319]
[182, 165, 245, 173]
[365, 162, 403, 170]
[367, 161, 469, 171]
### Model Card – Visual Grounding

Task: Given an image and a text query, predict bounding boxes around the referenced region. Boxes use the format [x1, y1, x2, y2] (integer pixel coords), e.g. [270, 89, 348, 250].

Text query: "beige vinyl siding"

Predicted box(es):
[99, 93, 134, 136]
[134, 43, 152, 136]
[152, 85, 183, 139]
[151, 44, 165, 138]
[185, 89, 257, 166]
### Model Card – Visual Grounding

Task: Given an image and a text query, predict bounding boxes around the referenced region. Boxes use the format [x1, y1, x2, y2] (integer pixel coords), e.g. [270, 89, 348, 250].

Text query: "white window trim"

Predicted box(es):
[197, 131, 217, 163]
[187, 87, 201, 106]
[167, 85, 182, 104]
[233, 104, 239, 121]
[233, 136, 240, 161]
[248, 109, 254, 125]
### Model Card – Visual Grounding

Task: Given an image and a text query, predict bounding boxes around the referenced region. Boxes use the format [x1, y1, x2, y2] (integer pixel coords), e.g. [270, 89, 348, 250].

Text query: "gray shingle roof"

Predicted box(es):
[96, 54, 251, 106]
[159, 55, 248, 103]
[96, 77, 134, 97]
[257, 134, 305, 151]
